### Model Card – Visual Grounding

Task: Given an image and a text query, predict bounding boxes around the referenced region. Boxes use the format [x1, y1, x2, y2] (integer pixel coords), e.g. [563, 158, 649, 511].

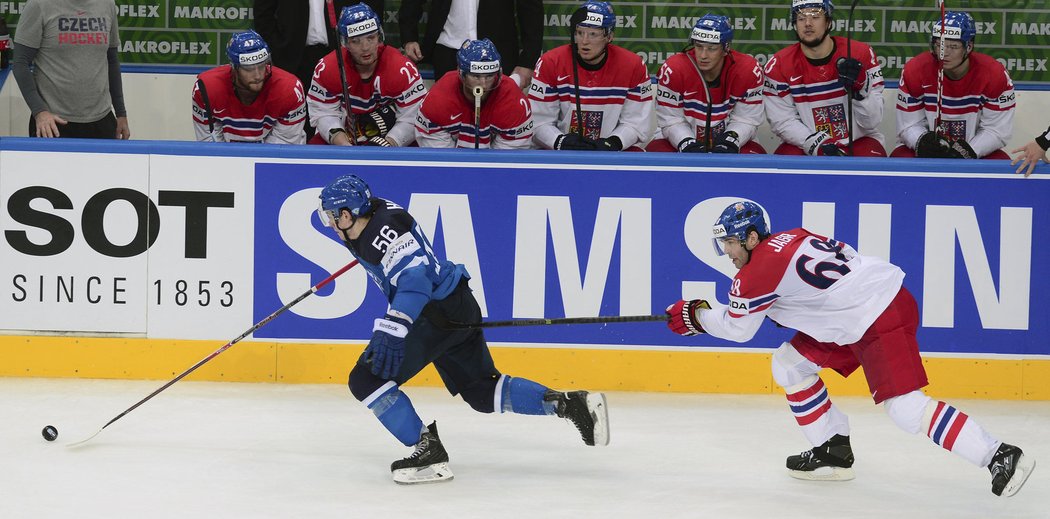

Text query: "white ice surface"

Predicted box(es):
[1, 378, 1047, 518]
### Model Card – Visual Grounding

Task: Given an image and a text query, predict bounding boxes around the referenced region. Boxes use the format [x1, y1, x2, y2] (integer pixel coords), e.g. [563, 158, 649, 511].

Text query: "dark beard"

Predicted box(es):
[799, 29, 829, 49]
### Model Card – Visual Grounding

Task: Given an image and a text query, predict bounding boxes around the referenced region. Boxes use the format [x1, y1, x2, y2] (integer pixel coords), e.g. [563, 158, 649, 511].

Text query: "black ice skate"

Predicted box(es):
[391, 421, 453, 485]
[988, 442, 1035, 497]
[544, 390, 610, 446]
[786, 434, 855, 481]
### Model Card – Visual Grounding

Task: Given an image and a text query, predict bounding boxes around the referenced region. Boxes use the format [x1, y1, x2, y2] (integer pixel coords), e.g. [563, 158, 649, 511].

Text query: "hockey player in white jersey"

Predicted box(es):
[893, 11, 1015, 159]
[528, 1, 652, 151]
[763, 0, 886, 156]
[665, 201, 1034, 497]
[650, 13, 766, 154]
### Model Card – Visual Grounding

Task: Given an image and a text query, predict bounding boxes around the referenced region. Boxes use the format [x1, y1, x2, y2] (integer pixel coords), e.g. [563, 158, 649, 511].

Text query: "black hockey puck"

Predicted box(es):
[42, 425, 58, 442]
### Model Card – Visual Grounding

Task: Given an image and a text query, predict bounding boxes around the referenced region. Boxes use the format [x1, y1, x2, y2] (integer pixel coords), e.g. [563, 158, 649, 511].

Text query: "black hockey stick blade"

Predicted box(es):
[66, 260, 360, 447]
[437, 314, 669, 330]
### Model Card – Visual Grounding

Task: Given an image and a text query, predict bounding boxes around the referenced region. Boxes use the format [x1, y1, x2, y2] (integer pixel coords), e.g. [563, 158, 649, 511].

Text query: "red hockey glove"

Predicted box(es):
[665, 299, 712, 336]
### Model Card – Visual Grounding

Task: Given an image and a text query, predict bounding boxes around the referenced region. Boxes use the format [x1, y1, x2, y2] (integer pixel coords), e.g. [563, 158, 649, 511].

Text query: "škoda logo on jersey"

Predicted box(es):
[344, 19, 378, 38]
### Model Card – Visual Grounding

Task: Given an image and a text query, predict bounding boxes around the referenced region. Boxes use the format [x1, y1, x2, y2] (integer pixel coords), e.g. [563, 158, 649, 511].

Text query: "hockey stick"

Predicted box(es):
[934, 0, 946, 136]
[66, 260, 360, 447]
[435, 314, 668, 330]
[472, 85, 483, 149]
[685, 51, 714, 151]
[571, 50, 586, 141]
[845, 0, 861, 156]
[195, 78, 217, 142]
[327, 0, 359, 145]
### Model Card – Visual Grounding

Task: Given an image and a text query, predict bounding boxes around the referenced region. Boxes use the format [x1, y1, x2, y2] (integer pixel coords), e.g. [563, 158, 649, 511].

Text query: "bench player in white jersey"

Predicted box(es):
[415, 39, 533, 149]
[649, 14, 765, 154]
[191, 30, 307, 144]
[307, 3, 426, 147]
[665, 201, 1035, 497]
[764, 0, 886, 156]
[528, 1, 652, 151]
[893, 11, 1015, 159]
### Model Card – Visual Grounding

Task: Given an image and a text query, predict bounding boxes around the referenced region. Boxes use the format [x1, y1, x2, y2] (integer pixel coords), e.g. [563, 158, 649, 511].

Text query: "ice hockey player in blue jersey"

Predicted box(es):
[318, 174, 610, 484]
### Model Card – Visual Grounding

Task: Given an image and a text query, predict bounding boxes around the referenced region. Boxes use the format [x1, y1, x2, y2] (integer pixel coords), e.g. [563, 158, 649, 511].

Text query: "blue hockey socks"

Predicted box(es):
[499, 375, 557, 415]
[366, 383, 424, 446]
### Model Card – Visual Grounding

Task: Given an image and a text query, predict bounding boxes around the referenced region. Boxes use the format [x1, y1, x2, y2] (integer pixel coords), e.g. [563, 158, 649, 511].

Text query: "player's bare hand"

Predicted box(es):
[404, 42, 423, 62]
[1010, 140, 1046, 177]
[510, 66, 534, 89]
[330, 130, 353, 146]
[115, 116, 131, 140]
[34, 111, 67, 138]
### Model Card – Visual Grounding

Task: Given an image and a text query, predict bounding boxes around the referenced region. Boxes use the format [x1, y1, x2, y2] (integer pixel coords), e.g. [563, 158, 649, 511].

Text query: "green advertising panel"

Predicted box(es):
[3, 0, 1047, 83]
[117, 0, 165, 29]
[118, 29, 219, 66]
[168, 0, 253, 31]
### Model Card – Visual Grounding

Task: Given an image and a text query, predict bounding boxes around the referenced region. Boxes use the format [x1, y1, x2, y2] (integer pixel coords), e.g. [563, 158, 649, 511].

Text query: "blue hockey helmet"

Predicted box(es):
[790, 0, 834, 24]
[458, 39, 502, 78]
[318, 174, 373, 226]
[691, 14, 734, 48]
[572, 1, 616, 33]
[711, 201, 771, 256]
[338, 2, 384, 42]
[226, 30, 271, 68]
[932, 11, 976, 45]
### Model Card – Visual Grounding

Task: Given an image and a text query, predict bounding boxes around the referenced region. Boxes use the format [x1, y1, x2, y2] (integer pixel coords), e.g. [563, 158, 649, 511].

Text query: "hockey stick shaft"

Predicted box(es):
[327, 0, 359, 144]
[686, 52, 713, 150]
[935, 0, 946, 135]
[571, 52, 585, 140]
[438, 314, 668, 330]
[845, 0, 860, 156]
[473, 85, 483, 149]
[195, 78, 216, 142]
[67, 260, 360, 447]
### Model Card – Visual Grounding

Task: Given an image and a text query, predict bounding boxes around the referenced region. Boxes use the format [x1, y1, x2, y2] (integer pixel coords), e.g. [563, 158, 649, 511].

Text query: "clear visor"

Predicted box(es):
[317, 203, 340, 227]
[711, 236, 743, 256]
[712, 237, 728, 256]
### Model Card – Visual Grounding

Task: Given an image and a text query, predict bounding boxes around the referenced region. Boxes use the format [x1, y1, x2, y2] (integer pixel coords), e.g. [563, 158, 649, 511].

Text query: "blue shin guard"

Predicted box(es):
[366, 382, 424, 446]
[498, 375, 557, 415]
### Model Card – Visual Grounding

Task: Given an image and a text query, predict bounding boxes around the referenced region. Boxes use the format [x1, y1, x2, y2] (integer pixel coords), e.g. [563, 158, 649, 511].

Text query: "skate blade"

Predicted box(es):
[1001, 454, 1035, 497]
[587, 393, 610, 447]
[392, 462, 455, 485]
[788, 466, 855, 482]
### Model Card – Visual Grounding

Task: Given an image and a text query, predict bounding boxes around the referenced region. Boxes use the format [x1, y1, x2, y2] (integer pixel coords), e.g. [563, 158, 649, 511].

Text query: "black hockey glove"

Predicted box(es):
[710, 131, 741, 154]
[364, 136, 393, 147]
[915, 131, 953, 157]
[359, 105, 396, 138]
[819, 142, 849, 156]
[555, 132, 601, 151]
[595, 136, 623, 151]
[836, 57, 867, 99]
[915, 131, 975, 159]
[678, 138, 707, 153]
[947, 137, 977, 159]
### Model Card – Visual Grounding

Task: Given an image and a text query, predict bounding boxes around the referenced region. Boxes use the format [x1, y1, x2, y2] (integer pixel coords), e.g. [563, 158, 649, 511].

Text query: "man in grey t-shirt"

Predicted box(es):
[12, 0, 130, 139]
